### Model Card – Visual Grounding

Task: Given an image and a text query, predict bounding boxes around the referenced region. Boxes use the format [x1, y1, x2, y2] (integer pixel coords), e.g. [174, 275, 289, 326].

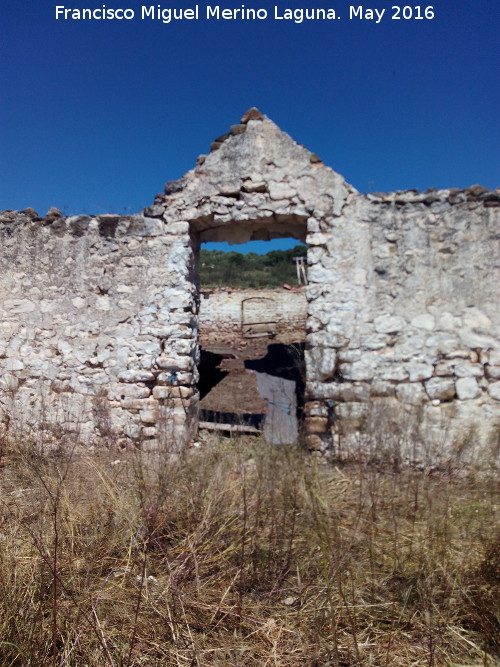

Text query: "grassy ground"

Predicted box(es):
[0, 431, 498, 666]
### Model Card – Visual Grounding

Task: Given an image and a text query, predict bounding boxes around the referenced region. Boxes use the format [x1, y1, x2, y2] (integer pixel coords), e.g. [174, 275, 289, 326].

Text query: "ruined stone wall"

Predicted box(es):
[305, 187, 500, 464]
[0, 209, 198, 448]
[1, 110, 498, 465]
[199, 287, 307, 344]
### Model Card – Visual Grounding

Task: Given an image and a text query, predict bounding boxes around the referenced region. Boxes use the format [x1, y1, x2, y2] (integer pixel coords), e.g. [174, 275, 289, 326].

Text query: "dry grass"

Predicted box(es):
[0, 429, 498, 666]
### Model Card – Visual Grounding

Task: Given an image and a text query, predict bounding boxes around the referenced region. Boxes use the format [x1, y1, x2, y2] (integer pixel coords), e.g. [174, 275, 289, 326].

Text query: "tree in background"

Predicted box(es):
[199, 245, 307, 288]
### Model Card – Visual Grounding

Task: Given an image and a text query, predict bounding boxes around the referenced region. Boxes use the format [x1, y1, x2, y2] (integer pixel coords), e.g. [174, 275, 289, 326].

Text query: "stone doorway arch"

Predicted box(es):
[152, 109, 356, 451]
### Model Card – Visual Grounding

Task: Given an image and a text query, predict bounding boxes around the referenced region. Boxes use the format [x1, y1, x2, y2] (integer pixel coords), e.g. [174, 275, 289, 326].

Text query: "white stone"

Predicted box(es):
[424, 377, 455, 401]
[305, 402, 328, 417]
[95, 296, 111, 311]
[454, 363, 484, 378]
[360, 334, 389, 350]
[485, 365, 500, 380]
[156, 355, 192, 372]
[307, 263, 331, 284]
[370, 380, 396, 397]
[120, 397, 158, 411]
[269, 182, 297, 201]
[489, 351, 500, 365]
[306, 347, 336, 382]
[407, 363, 434, 382]
[116, 284, 133, 294]
[437, 312, 457, 330]
[73, 348, 93, 364]
[307, 232, 327, 246]
[411, 314, 435, 330]
[445, 349, 471, 360]
[140, 409, 159, 423]
[354, 268, 367, 286]
[456, 377, 480, 400]
[40, 300, 59, 313]
[459, 330, 498, 349]
[487, 382, 500, 401]
[374, 315, 406, 334]
[434, 360, 455, 376]
[306, 217, 320, 233]
[138, 355, 155, 370]
[339, 361, 374, 381]
[462, 307, 492, 332]
[5, 299, 35, 314]
[379, 365, 409, 381]
[426, 334, 460, 356]
[157, 371, 195, 385]
[108, 384, 150, 400]
[396, 383, 426, 405]
[337, 349, 361, 362]
[118, 370, 155, 383]
[173, 339, 195, 355]
[165, 221, 190, 235]
[132, 340, 162, 356]
[5, 358, 24, 371]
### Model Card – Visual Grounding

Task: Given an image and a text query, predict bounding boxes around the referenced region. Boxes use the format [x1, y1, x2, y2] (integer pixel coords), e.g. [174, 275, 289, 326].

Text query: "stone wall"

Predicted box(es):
[0, 209, 198, 448]
[199, 287, 307, 344]
[305, 187, 500, 463]
[1, 109, 499, 465]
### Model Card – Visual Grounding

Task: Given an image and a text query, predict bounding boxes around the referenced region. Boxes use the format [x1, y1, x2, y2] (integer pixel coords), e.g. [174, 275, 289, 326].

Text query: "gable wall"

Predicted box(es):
[1, 114, 499, 465]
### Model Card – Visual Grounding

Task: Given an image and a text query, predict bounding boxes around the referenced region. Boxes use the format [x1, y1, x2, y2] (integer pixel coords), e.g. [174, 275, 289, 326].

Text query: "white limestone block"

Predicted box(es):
[487, 382, 500, 401]
[407, 363, 434, 382]
[396, 383, 427, 405]
[411, 314, 435, 330]
[425, 377, 456, 401]
[374, 315, 406, 334]
[456, 377, 481, 400]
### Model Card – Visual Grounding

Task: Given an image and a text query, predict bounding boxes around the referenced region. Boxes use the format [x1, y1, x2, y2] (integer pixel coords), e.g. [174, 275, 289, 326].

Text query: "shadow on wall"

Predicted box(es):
[244, 343, 306, 419]
[198, 350, 228, 400]
[197, 342, 306, 443]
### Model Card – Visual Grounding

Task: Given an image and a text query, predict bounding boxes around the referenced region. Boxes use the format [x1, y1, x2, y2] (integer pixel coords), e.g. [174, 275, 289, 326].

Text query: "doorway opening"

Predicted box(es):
[194, 223, 308, 444]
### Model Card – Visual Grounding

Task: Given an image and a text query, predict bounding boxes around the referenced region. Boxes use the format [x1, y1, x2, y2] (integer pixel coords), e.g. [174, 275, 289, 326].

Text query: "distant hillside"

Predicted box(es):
[199, 245, 307, 288]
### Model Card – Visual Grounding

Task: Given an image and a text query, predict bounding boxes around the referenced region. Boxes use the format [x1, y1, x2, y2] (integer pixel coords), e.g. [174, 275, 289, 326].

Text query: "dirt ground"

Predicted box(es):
[198, 334, 305, 420]
[198, 337, 271, 415]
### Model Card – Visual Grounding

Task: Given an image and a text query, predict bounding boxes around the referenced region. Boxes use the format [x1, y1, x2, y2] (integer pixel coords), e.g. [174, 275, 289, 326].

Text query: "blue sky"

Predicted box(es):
[1, 1, 498, 254]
